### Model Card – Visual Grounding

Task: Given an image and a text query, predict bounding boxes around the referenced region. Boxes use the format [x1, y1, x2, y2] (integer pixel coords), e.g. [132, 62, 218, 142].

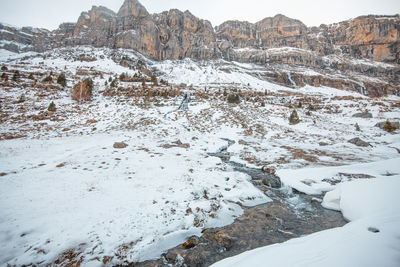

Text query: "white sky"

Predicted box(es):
[1, 0, 399, 30]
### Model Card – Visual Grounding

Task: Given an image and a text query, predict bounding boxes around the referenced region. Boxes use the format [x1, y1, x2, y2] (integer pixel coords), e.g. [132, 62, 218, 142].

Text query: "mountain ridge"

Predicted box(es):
[1, 0, 399, 97]
[0, 0, 398, 63]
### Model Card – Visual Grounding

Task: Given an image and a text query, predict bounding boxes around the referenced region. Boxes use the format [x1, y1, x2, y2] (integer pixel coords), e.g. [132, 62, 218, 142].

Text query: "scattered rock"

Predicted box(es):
[214, 231, 235, 249]
[368, 227, 380, 233]
[161, 140, 190, 149]
[56, 163, 65, 168]
[164, 251, 177, 264]
[182, 236, 199, 249]
[0, 172, 7, 176]
[348, 137, 370, 147]
[352, 112, 372, 118]
[86, 119, 98, 124]
[319, 142, 329, 146]
[262, 178, 272, 186]
[113, 142, 128, 149]
[261, 166, 276, 175]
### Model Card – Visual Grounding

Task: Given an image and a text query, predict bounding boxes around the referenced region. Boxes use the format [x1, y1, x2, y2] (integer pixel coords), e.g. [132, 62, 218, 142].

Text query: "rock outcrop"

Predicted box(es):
[0, 0, 399, 96]
[0, 23, 51, 52]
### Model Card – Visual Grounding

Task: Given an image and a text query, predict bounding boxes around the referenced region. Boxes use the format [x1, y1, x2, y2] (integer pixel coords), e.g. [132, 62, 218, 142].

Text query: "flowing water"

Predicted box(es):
[130, 139, 346, 267]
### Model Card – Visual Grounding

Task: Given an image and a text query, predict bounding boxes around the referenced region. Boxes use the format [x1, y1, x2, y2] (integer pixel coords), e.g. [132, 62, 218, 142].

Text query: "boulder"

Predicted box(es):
[352, 112, 373, 118]
[113, 142, 128, 149]
[71, 78, 93, 102]
[182, 236, 199, 249]
[348, 137, 370, 147]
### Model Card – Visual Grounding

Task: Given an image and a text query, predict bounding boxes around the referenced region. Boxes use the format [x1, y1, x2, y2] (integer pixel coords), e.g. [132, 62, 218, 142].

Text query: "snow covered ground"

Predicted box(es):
[1, 47, 400, 265]
[0, 131, 270, 265]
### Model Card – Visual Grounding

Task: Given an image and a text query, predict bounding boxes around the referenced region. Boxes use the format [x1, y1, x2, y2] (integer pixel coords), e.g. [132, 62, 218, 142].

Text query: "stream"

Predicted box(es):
[129, 138, 346, 267]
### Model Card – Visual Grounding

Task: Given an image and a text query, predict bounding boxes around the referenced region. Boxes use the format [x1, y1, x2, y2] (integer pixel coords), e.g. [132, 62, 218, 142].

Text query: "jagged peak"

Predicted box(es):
[89, 5, 116, 17]
[117, 0, 149, 18]
[256, 14, 306, 28]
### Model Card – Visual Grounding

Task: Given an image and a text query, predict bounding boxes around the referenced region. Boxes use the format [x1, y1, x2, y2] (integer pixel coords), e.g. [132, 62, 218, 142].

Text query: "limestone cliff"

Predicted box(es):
[0, 0, 399, 96]
[2, 0, 398, 65]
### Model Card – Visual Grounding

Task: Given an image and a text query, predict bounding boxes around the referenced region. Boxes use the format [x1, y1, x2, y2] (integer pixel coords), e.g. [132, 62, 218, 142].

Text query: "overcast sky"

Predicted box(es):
[1, 0, 399, 30]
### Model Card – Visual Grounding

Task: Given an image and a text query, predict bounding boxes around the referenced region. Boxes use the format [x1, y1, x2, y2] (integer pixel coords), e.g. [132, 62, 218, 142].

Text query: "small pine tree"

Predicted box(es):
[48, 101, 56, 112]
[12, 71, 19, 82]
[355, 123, 361, 131]
[42, 75, 52, 83]
[142, 80, 146, 87]
[28, 73, 34, 80]
[150, 75, 158, 86]
[383, 120, 396, 133]
[110, 78, 118, 88]
[119, 72, 126, 81]
[57, 73, 66, 87]
[1, 73, 6, 79]
[1, 65, 7, 71]
[289, 110, 300, 125]
[108, 77, 112, 82]
[227, 94, 240, 104]
[83, 78, 94, 92]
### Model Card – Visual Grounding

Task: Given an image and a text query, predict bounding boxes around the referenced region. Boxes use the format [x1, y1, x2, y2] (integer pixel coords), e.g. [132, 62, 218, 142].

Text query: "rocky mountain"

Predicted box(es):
[1, 0, 399, 96]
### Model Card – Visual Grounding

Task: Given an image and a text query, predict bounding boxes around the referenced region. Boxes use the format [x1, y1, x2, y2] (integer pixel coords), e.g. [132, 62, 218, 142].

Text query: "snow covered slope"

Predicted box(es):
[1, 46, 400, 265]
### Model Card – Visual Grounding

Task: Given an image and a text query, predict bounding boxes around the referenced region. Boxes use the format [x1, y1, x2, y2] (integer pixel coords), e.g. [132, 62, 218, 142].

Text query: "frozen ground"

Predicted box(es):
[1, 47, 400, 265]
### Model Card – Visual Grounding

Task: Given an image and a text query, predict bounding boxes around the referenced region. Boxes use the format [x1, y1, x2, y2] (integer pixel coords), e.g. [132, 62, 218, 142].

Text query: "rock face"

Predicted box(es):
[0, 23, 51, 52]
[320, 16, 400, 63]
[216, 14, 309, 58]
[1, 0, 399, 96]
[3, 0, 397, 64]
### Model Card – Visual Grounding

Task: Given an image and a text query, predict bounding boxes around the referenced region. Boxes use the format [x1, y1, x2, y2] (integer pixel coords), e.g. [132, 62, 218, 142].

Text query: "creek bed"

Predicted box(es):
[131, 139, 346, 267]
